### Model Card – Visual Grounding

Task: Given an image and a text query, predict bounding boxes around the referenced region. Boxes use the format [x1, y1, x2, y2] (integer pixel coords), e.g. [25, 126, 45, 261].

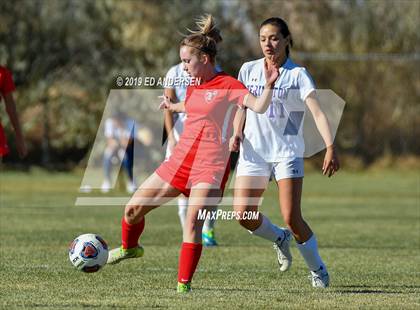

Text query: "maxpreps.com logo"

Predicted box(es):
[205, 90, 218, 103]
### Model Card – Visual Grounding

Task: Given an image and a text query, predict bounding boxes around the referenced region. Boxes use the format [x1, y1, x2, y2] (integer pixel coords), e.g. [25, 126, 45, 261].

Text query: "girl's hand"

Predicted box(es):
[322, 146, 340, 177]
[229, 133, 242, 152]
[158, 95, 171, 110]
[264, 56, 279, 87]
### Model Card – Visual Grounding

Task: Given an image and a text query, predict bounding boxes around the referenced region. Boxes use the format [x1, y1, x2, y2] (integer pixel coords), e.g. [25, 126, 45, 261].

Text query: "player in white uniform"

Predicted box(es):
[230, 17, 339, 288]
[163, 63, 219, 246]
[102, 111, 139, 194]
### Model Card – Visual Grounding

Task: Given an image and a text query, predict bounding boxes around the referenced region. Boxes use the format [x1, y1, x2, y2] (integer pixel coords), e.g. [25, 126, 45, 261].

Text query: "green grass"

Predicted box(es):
[0, 169, 419, 309]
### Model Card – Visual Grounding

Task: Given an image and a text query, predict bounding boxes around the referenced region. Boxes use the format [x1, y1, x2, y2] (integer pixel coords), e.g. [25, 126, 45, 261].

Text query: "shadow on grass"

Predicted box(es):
[338, 284, 420, 289]
[334, 284, 420, 294]
[196, 287, 281, 293]
[322, 245, 414, 250]
[335, 289, 403, 294]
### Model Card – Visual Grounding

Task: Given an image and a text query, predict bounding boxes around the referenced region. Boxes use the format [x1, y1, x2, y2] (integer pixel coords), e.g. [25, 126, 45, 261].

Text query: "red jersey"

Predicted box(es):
[156, 72, 248, 195]
[0, 66, 15, 156]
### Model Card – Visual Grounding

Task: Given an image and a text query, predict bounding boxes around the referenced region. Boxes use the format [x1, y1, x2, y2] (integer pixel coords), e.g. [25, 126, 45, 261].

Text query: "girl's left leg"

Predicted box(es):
[177, 183, 222, 292]
[278, 177, 329, 287]
[233, 176, 292, 272]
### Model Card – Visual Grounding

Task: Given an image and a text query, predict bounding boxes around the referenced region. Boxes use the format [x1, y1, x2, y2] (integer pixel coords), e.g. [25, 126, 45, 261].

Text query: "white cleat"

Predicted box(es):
[101, 180, 111, 193]
[126, 181, 137, 194]
[309, 266, 330, 288]
[273, 229, 292, 272]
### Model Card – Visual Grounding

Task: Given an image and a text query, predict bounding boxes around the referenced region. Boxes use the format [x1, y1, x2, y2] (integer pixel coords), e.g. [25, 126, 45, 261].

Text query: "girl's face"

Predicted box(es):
[259, 24, 289, 60]
[179, 46, 205, 78]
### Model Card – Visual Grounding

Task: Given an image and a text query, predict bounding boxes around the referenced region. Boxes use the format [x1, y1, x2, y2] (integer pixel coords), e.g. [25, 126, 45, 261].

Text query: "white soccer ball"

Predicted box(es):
[68, 234, 108, 273]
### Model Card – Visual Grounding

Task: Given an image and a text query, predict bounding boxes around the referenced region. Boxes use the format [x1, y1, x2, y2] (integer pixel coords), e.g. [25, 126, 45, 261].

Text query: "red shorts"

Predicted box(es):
[0, 123, 9, 156]
[155, 130, 231, 197]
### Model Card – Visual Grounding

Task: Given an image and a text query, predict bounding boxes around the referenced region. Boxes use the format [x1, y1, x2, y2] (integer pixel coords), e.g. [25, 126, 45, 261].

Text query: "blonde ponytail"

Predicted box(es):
[193, 14, 222, 43]
[181, 14, 222, 62]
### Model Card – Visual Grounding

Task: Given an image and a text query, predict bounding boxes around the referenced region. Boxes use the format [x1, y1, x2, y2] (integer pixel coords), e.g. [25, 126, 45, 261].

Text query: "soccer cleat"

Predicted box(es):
[273, 229, 292, 272]
[202, 229, 217, 247]
[101, 180, 111, 193]
[177, 282, 191, 293]
[126, 181, 137, 194]
[107, 245, 144, 265]
[309, 266, 330, 288]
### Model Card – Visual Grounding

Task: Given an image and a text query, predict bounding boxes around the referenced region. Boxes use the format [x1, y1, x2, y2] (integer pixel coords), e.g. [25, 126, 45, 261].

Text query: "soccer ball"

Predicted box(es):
[68, 234, 108, 273]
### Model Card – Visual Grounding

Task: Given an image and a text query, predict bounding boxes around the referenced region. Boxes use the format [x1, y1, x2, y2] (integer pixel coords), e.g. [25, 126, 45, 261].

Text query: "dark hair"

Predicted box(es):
[180, 14, 222, 62]
[260, 17, 293, 56]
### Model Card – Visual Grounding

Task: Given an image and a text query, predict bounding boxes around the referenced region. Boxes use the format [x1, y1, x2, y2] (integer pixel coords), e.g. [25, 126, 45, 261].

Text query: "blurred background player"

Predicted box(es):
[231, 17, 339, 288]
[102, 110, 152, 194]
[0, 65, 27, 160]
[163, 62, 220, 246]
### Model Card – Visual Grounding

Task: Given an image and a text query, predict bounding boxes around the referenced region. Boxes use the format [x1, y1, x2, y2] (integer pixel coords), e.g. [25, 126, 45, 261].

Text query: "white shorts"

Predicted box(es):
[236, 156, 304, 181]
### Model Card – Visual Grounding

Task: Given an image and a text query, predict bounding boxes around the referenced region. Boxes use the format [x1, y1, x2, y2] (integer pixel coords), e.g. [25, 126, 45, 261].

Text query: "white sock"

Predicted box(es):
[296, 234, 326, 272]
[249, 214, 285, 242]
[203, 207, 216, 233]
[177, 197, 188, 228]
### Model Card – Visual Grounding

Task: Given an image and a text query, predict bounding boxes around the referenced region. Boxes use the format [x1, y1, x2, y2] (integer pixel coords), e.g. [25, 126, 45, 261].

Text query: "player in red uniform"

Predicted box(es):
[0, 66, 27, 159]
[107, 14, 279, 292]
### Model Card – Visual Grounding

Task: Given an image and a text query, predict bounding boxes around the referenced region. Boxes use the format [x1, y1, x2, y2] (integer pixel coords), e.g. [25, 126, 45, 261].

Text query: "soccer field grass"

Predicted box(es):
[0, 169, 419, 309]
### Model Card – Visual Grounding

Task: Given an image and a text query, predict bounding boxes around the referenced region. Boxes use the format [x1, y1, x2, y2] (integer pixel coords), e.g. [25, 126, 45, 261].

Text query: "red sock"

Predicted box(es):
[177, 242, 203, 284]
[121, 217, 145, 249]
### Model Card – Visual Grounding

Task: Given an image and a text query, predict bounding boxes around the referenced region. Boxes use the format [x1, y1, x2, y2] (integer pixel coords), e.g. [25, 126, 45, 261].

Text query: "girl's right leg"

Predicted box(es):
[233, 176, 292, 272]
[177, 196, 219, 246]
[107, 172, 181, 264]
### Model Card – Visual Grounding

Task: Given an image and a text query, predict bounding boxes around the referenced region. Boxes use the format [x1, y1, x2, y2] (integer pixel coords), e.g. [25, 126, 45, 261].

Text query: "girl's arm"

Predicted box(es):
[163, 88, 178, 149]
[305, 91, 340, 177]
[168, 102, 185, 113]
[242, 86, 273, 113]
[242, 57, 278, 114]
[159, 95, 185, 113]
[229, 107, 246, 152]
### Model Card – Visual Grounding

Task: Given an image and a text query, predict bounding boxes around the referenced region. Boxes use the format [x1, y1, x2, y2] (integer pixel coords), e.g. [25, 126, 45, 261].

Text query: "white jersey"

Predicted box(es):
[238, 57, 315, 161]
[164, 63, 188, 139]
